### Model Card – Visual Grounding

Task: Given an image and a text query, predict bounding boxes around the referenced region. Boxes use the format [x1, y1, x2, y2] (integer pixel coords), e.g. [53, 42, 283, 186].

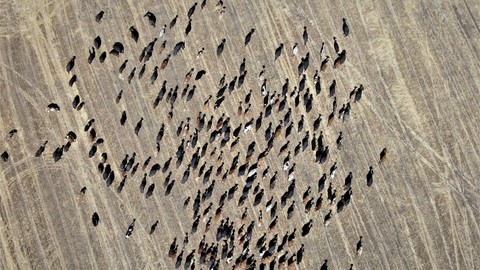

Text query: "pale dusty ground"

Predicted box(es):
[0, 0, 479, 269]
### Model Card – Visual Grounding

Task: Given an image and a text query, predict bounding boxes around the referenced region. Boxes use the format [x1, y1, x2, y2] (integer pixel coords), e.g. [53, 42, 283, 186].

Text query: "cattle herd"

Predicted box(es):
[1, 1, 389, 269]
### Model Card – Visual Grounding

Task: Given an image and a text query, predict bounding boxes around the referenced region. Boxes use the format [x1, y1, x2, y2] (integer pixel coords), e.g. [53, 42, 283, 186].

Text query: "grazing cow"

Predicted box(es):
[296, 244, 305, 264]
[103, 164, 111, 180]
[196, 47, 204, 59]
[356, 236, 363, 256]
[218, 5, 226, 19]
[320, 42, 325, 55]
[119, 60, 128, 74]
[146, 183, 155, 198]
[94, 138, 104, 146]
[336, 132, 343, 149]
[120, 111, 127, 126]
[168, 238, 178, 258]
[274, 43, 284, 60]
[134, 118, 143, 135]
[138, 64, 146, 79]
[302, 56, 310, 74]
[46, 103, 60, 112]
[84, 119, 95, 132]
[159, 41, 167, 55]
[324, 210, 333, 226]
[183, 68, 194, 85]
[68, 74, 77, 87]
[160, 54, 171, 69]
[127, 67, 136, 83]
[313, 114, 322, 131]
[268, 215, 278, 231]
[66, 56, 75, 73]
[184, 18, 192, 36]
[258, 65, 266, 81]
[117, 176, 126, 193]
[76, 102, 85, 111]
[195, 70, 206, 80]
[321, 259, 328, 270]
[343, 18, 350, 36]
[214, 0, 224, 11]
[165, 180, 175, 196]
[88, 47, 95, 64]
[217, 39, 226, 56]
[292, 43, 299, 56]
[1, 151, 8, 162]
[379, 148, 387, 163]
[278, 251, 289, 268]
[337, 196, 346, 213]
[329, 80, 336, 97]
[131, 163, 139, 175]
[173, 42, 185, 55]
[129, 26, 139, 42]
[244, 28, 255, 46]
[150, 66, 158, 84]
[111, 42, 124, 54]
[333, 36, 339, 53]
[115, 90, 123, 104]
[355, 84, 364, 102]
[159, 24, 166, 37]
[95, 11, 104, 22]
[144, 11, 156, 27]
[125, 219, 136, 239]
[72, 95, 80, 109]
[334, 49, 347, 68]
[35, 141, 48, 157]
[4, 129, 17, 141]
[239, 58, 247, 75]
[288, 254, 296, 266]
[53, 146, 63, 162]
[106, 170, 115, 187]
[301, 219, 313, 236]
[327, 111, 335, 127]
[302, 26, 308, 45]
[315, 194, 323, 211]
[286, 201, 296, 219]
[316, 173, 327, 193]
[253, 189, 264, 206]
[169, 15, 178, 29]
[175, 249, 184, 268]
[65, 131, 77, 143]
[367, 166, 374, 186]
[92, 212, 100, 226]
[93, 36, 101, 49]
[88, 128, 96, 142]
[126, 153, 136, 171]
[349, 86, 357, 100]
[63, 141, 71, 152]
[320, 56, 329, 71]
[318, 146, 329, 164]
[150, 220, 159, 234]
[188, 2, 198, 18]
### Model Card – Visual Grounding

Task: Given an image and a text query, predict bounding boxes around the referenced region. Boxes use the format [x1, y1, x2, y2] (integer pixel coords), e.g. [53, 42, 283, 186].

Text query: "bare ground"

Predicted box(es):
[0, 0, 479, 269]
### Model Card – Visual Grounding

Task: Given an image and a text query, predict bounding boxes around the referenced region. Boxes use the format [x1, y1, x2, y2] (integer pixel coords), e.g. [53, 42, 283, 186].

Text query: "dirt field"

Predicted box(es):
[0, 0, 479, 269]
